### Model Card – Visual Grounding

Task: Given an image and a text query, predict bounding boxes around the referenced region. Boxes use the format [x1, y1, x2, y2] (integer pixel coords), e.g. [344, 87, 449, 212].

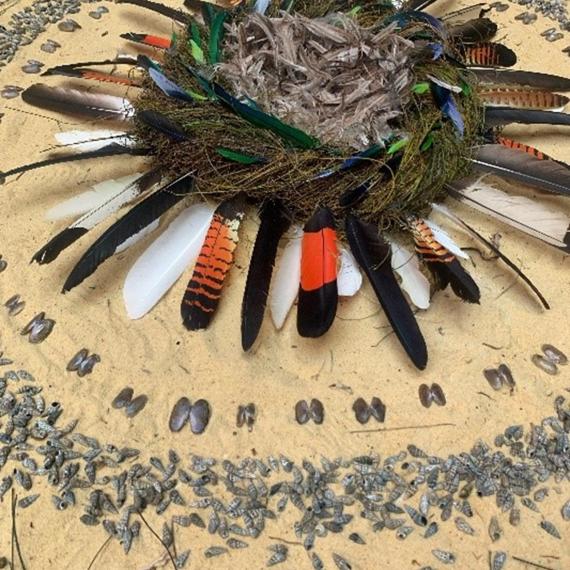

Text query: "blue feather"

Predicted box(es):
[148, 67, 195, 103]
[387, 10, 446, 36]
[431, 83, 464, 137]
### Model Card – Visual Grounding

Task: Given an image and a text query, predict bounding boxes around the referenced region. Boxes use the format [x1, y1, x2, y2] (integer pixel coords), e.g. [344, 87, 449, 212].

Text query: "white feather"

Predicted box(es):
[46, 174, 141, 221]
[123, 203, 215, 320]
[452, 178, 570, 248]
[337, 247, 362, 296]
[269, 225, 302, 330]
[54, 130, 134, 152]
[115, 219, 160, 254]
[70, 173, 157, 232]
[390, 241, 431, 310]
[425, 219, 470, 259]
[427, 74, 463, 93]
[254, 0, 270, 13]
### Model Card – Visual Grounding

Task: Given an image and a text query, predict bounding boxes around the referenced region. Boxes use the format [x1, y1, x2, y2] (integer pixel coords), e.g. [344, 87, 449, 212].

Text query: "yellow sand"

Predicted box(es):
[0, 1, 569, 568]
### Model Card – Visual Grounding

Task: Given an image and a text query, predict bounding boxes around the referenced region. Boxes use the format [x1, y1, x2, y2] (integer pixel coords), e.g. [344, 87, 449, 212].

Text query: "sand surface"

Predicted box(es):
[0, 1, 569, 568]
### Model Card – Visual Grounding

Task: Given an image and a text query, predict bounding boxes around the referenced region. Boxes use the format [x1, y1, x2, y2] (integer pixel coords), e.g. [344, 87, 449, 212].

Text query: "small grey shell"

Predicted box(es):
[352, 397, 370, 423]
[189, 399, 210, 434]
[125, 394, 148, 418]
[484, 368, 502, 391]
[532, 354, 558, 375]
[295, 400, 310, 425]
[112, 387, 133, 409]
[430, 383, 446, 406]
[309, 398, 324, 424]
[541, 344, 567, 365]
[66, 349, 89, 372]
[419, 384, 433, 408]
[370, 396, 386, 422]
[169, 397, 192, 432]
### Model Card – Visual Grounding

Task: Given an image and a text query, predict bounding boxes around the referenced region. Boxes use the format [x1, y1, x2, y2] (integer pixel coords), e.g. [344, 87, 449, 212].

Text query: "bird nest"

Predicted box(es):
[134, 2, 484, 232]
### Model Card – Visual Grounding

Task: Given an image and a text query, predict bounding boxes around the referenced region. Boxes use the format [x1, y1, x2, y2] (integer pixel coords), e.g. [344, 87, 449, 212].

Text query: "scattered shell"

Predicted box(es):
[370, 396, 386, 422]
[58, 19, 81, 32]
[98, 6, 110, 13]
[77, 354, 101, 377]
[540, 520, 561, 539]
[532, 354, 558, 375]
[509, 507, 521, 527]
[431, 383, 446, 406]
[561, 499, 570, 521]
[352, 397, 371, 423]
[497, 364, 515, 389]
[432, 549, 456, 564]
[21, 60, 43, 74]
[1, 87, 22, 100]
[66, 349, 89, 372]
[112, 387, 134, 410]
[348, 532, 365, 544]
[484, 368, 503, 391]
[332, 553, 352, 570]
[236, 403, 256, 431]
[0, 257, 7, 272]
[5, 294, 25, 316]
[21, 312, 55, 344]
[227, 538, 248, 549]
[542, 344, 567, 365]
[267, 544, 288, 566]
[295, 400, 310, 425]
[175, 550, 190, 568]
[125, 395, 148, 418]
[18, 494, 40, 509]
[488, 516, 502, 542]
[309, 398, 324, 424]
[491, 551, 507, 570]
[419, 384, 432, 408]
[88, 10, 102, 19]
[40, 40, 61, 54]
[204, 546, 228, 558]
[189, 399, 210, 434]
[169, 397, 192, 432]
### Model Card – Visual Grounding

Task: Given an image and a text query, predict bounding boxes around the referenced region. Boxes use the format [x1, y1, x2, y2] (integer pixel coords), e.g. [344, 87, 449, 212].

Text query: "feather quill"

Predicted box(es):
[432, 202, 550, 309]
[485, 108, 570, 127]
[269, 226, 302, 330]
[61, 173, 193, 292]
[471, 68, 570, 91]
[337, 247, 363, 297]
[241, 199, 291, 351]
[346, 214, 428, 370]
[54, 130, 134, 153]
[470, 144, 570, 196]
[447, 179, 570, 251]
[123, 203, 215, 319]
[390, 241, 430, 310]
[22, 83, 135, 120]
[33, 170, 161, 264]
[46, 173, 142, 221]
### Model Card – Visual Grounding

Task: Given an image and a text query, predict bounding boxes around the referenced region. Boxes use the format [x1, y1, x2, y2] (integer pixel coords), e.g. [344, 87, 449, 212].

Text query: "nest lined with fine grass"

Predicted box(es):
[133, 2, 484, 232]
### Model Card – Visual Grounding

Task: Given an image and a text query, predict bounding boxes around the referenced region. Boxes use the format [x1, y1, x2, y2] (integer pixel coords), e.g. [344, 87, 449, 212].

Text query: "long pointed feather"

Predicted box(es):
[181, 196, 245, 330]
[148, 67, 196, 103]
[0, 144, 146, 184]
[346, 214, 428, 370]
[241, 199, 291, 351]
[450, 18, 497, 43]
[138, 110, 188, 142]
[390, 241, 430, 310]
[424, 219, 470, 259]
[22, 84, 135, 120]
[471, 69, 570, 91]
[115, 218, 160, 253]
[115, 0, 190, 23]
[485, 108, 570, 127]
[123, 203, 215, 319]
[41, 56, 138, 74]
[43, 68, 140, 87]
[269, 225, 302, 330]
[431, 83, 464, 136]
[120, 32, 171, 49]
[447, 179, 570, 251]
[54, 130, 134, 153]
[46, 174, 141, 221]
[432, 202, 550, 309]
[470, 144, 570, 196]
[480, 88, 569, 111]
[33, 170, 161, 264]
[62, 173, 193, 292]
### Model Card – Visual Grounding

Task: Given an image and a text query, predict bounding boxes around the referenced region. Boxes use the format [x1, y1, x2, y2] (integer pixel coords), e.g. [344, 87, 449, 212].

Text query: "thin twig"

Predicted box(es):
[86, 535, 112, 570]
[349, 422, 456, 434]
[512, 555, 555, 570]
[137, 511, 176, 570]
[11, 489, 26, 570]
[267, 536, 303, 546]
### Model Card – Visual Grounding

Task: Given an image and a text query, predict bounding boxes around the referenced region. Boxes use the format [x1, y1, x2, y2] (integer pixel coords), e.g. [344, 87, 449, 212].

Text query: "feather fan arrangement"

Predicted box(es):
[2, 0, 569, 370]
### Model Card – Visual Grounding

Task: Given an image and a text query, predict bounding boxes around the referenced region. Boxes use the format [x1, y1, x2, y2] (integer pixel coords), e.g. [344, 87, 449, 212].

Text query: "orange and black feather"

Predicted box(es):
[345, 214, 428, 370]
[120, 32, 172, 50]
[462, 42, 516, 67]
[181, 196, 245, 331]
[410, 218, 480, 304]
[297, 207, 338, 339]
[44, 67, 140, 86]
[479, 88, 569, 110]
[241, 198, 291, 351]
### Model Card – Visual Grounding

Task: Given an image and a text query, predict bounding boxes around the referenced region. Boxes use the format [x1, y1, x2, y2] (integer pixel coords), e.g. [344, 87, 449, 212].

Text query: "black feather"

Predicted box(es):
[471, 69, 570, 91]
[138, 110, 188, 142]
[345, 214, 428, 371]
[450, 18, 497, 43]
[485, 107, 570, 127]
[241, 199, 291, 351]
[115, 0, 190, 23]
[62, 173, 194, 293]
[41, 56, 137, 76]
[0, 144, 148, 185]
[22, 83, 135, 120]
[470, 144, 570, 196]
[31, 169, 162, 264]
[428, 257, 480, 304]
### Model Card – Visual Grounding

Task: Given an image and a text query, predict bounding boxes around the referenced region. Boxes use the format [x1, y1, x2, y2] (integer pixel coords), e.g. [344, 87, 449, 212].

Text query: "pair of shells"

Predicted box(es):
[169, 397, 211, 434]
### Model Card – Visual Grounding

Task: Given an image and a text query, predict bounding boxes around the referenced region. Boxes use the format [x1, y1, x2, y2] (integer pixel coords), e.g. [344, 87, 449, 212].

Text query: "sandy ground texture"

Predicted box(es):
[0, 0, 569, 568]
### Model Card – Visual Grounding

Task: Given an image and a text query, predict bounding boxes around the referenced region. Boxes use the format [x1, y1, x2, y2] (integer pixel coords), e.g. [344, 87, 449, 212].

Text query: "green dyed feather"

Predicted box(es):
[216, 147, 266, 164]
[209, 11, 227, 64]
[387, 138, 408, 155]
[190, 39, 205, 64]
